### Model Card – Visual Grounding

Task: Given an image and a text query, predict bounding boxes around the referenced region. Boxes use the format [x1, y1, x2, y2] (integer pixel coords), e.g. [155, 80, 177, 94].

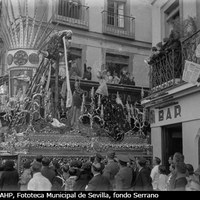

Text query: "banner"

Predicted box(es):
[63, 37, 73, 108]
[182, 60, 200, 84]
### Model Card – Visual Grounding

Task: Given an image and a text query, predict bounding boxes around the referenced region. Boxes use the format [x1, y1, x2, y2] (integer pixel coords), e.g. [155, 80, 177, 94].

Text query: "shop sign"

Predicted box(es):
[158, 105, 181, 121]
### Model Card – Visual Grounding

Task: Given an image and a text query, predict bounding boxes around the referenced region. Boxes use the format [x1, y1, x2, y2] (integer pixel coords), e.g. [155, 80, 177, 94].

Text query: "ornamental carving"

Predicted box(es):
[13, 50, 28, 66]
[7, 54, 13, 65]
[29, 53, 39, 64]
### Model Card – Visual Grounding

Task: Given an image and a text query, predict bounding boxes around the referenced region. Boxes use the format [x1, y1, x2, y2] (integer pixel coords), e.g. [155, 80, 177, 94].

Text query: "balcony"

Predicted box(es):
[149, 49, 183, 93]
[53, 0, 89, 30]
[102, 11, 135, 40]
[148, 27, 200, 94]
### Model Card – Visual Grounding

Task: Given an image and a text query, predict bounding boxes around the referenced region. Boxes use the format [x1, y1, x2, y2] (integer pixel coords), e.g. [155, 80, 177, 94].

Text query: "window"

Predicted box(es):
[107, 0, 125, 28]
[164, 0, 180, 37]
[106, 53, 129, 77]
[58, 0, 81, 19]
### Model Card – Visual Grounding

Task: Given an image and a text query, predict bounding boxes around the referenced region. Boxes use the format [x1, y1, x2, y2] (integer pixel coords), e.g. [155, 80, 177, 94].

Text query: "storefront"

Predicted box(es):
[142, 83, 200, 169]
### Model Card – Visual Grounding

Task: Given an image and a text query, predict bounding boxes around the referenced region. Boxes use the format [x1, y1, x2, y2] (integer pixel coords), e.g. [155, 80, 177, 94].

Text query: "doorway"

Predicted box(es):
[162, 123, 182, 168]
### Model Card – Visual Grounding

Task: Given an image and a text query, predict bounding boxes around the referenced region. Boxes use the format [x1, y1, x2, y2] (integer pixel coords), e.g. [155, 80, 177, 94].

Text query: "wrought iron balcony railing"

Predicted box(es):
[149, 49, 183, 93]
[53, 0, 89, 30]
[102, 10, 135, 39]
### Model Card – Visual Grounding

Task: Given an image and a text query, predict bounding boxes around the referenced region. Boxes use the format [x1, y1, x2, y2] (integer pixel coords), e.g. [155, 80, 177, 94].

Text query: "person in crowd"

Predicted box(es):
[150, 157, 161, 190]
[85, 162, 112, 191]
[73, 162, 93, 191]
[130, 75, 136, 86]
[168, 155, 173, 165]
[157, 165, 168, 191]
[185, 179, 200, 191]
[185, 163, 199, 191]
[166, 163, 175, 191]
[173, 162, 187, 191]
[194, 165, 200, 183]
[103, 151, 119, 189]
[106, 71, 113, 84]
[51, 160, 64, 191]
[62, 164, 70, 181]
[112, 71, 120, 84]
[27, 161, 52, 191]
[94, 153, 104, 165]
[0, 161, 5, 180]
[82, 64, 92, 80]
[115, 155, 133, 191]
[128, 154, 137, 188]
[133, 157, 153, 191]
[41, 157, 56, 184]
[168, 152, 185, 190]
[65, 167, 78, 191]
[145, 159, 152, 173]
[119, 70, 130, 85]
[70, 160, 82, 178]
[19, 160, 32, 191]
[0, 160, 19, 191]
[35, 155, 43, 163]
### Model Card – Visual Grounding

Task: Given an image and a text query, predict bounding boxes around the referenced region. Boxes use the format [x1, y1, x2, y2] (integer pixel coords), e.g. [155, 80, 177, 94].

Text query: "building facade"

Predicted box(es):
[0, 0, 152, 88]
[142, 0, 200, 169]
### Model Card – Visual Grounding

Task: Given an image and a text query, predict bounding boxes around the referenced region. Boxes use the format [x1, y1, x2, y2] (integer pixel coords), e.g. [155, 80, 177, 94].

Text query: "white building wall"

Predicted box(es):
[182, 0, 197, 19]
[151, 126, 162, 159]
[131, 0, 152, 43]
[182, 120, 200, 170]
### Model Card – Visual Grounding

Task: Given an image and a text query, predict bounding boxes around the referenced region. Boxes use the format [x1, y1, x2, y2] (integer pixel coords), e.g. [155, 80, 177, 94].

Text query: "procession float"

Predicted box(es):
[0, 0, 152, 171]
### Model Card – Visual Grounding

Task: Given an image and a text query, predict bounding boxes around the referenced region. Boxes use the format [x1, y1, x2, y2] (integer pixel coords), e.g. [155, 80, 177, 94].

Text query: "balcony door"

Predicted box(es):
[107, 0, 125, 28]
[58, 0, 81, 19]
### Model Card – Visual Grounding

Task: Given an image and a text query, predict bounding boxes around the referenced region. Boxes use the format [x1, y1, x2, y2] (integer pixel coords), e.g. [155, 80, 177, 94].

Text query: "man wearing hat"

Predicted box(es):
[114, 155, 133, 191]
[103, 151, 119, 189]
[128, 154, 137, 188]
[85, 162, 112, 191]
[133, 157, 153, 191]
[94, 153, 104, 165]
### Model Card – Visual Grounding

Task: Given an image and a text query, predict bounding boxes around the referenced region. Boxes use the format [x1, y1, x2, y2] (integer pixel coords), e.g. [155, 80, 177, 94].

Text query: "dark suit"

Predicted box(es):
[41, 166, 56, 184]
[133, 167, 153, 191]
[85, 174, 112, 191]
[115, 167, 133, 191]
[103, 160, 119, 187]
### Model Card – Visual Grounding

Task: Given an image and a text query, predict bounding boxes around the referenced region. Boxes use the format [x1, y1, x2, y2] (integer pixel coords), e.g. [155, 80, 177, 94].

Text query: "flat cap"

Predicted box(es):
[107, 151, 115, 159]
[96, 153, 104, 160]
[117, 155, 129, 163]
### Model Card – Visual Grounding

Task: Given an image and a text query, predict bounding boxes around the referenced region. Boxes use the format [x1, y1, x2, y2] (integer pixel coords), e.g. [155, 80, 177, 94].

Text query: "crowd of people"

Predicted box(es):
[146, 30, 181, 66]
[69, 61, 135, 86]
[0, 151, 199, 191]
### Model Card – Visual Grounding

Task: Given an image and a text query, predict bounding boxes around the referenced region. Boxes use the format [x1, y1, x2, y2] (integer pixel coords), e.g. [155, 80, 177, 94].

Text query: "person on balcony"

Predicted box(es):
[69, 60, 81, 79]
[119, 70, 130, 85]
[82, 64, 92, 81]
[96, 70, 108, 97]
[105, 71, 113, 84]
[112, 71, 120, 84]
